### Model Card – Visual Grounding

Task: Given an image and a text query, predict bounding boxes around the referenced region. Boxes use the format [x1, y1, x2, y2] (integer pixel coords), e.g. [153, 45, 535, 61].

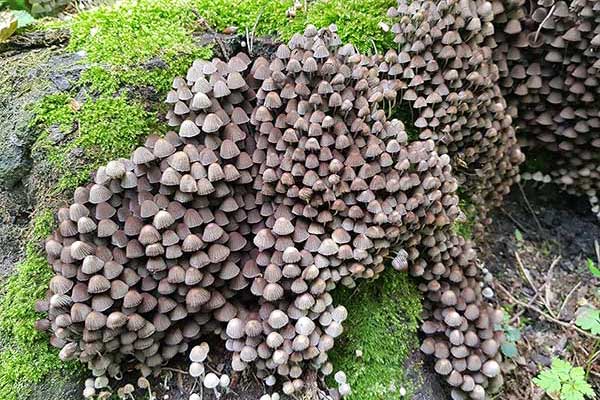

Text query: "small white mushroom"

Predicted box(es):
[190, 342, 210, 362]
[83, 387, 95, 399]
[339, 383, 351, 397]
[189, 362, 204, 378]
[334, 371, 347, 384]
[203, 373, 220, 389]
[265, 375, 277, 386]
[219, 374, 230, 388]
[94, 376, 109, 389]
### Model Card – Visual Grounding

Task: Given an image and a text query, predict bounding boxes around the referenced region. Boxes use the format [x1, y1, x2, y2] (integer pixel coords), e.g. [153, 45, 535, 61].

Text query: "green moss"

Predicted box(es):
[30, 93, 76, 133]
[453, 197, 477, 240]
[278, 0, 396, 53]
[0, 239, 80, 400]
[80, 46, 214, 95]
[327, 269, 422, 399]
[66, 0, 201, 66]
[62, 0, 393, 65]
[33, 95, 153, 190]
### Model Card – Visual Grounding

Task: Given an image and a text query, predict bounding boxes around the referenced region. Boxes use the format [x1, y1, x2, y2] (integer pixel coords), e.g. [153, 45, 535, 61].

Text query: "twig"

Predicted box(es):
[192, 9, 229, 60]
[515, 251, 538, 294]
[509, 286, 545, 324]
[370, 38, 378, 55]
[534, 4, 556, 43]
[162, 367, 189, 375]
[595, 239, 600, 265]
[543, 256, 561, 318]
[558, 282, 581, 319]
[205, 363, 221, 374]
[497, 283, 600, 341]
[247, 7, 265, 55]
[517, 181, 544, 233]
[586, 341, 600, 378]
[500, 207, 533, 235]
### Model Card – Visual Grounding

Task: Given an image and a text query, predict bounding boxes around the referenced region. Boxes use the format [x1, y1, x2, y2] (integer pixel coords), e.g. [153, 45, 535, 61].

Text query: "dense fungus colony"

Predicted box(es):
[491, 0, 600, 218]
[386, 0, 525, 232]
[36, 26, 506, 399]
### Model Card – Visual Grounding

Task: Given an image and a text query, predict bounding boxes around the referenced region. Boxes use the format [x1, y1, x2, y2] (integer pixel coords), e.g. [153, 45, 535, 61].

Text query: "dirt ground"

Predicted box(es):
[481, 182, 600, 399]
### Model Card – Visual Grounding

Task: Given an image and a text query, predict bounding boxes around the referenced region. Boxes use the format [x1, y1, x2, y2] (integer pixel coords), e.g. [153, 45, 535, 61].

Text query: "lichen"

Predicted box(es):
[327, 269, 422, 399]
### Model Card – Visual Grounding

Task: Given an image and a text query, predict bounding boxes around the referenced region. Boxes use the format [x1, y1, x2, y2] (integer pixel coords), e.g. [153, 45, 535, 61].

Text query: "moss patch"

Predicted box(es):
[453, 197, 477, 240]
[327, 269, 422, 399]
[32, 94, 155, 190]
[62, 0, 394, 59]
[0, 210, 80, 400]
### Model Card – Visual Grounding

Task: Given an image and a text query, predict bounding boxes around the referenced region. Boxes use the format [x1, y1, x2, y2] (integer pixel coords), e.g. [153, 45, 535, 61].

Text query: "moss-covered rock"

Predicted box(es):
[0, 48, 85, 189]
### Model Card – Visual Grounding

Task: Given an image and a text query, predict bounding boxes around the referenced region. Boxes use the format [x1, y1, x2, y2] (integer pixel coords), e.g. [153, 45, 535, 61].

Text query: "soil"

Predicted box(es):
[481, 182, 600, 399]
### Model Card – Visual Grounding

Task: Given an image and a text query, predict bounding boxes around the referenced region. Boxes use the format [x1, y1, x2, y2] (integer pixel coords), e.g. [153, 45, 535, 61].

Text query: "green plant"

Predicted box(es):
[533, 358, 595, 400]
[576, 307, 600, 336]
[499, 321, 521, 359]
[586, 258, 600, 278]
[514, 229, 523, 242]
[575, 306, 600, 379]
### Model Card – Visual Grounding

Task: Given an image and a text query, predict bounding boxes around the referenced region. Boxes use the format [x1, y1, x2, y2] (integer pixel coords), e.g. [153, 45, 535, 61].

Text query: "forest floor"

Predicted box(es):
[482, 183, 600, 399]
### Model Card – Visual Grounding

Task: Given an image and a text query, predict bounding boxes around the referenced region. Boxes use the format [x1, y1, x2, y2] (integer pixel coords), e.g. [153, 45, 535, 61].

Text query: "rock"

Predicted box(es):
[0, 48, 86, 189]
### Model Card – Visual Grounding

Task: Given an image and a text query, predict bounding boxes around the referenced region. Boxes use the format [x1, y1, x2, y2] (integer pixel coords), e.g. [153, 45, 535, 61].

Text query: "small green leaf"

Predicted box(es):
[514, 229, 523, 242]
[533, 369, 562, 394]
[501, 342, 519, 358]
[573, 379, 596, 397]
[505, 326, 522, 342]
[534, 359, 595, 400]
[575, 307, 600, 335]
[560, 387, 585, 400]
[587, 258, 600, 278]
[552, 358, 574, 381]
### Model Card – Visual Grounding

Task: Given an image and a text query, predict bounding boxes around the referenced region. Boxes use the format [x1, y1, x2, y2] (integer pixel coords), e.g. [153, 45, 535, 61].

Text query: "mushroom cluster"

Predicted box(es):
[38, 25, 504, 399]
[385, 0, 525, 233]
[38, 54, 262, 380]
[492, 0, 600, 218]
